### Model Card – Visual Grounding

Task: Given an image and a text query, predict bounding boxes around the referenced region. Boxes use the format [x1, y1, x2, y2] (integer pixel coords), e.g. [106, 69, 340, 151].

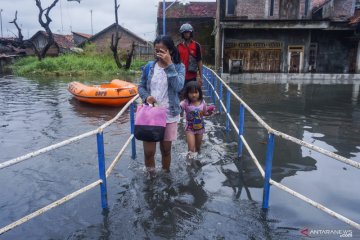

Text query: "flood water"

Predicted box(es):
[0, 74, 359, 239]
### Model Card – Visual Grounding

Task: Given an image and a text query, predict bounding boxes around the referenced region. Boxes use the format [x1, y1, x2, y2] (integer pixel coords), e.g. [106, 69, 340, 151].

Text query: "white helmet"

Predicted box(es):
[179, 23, 193, 33]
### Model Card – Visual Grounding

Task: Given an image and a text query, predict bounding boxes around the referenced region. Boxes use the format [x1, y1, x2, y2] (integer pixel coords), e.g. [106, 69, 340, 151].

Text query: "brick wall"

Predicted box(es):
[273, 0, 280, 18]
[333, 0, 355, 19]
[91, 28, 144, 55]
[227, 0, 310, 20]
[299, 0, 306, 18]
[235, 0, 266, 19]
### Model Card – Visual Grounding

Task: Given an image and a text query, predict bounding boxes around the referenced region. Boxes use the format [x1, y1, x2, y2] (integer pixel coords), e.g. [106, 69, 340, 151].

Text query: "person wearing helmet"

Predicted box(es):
[177, 23, 203, 89]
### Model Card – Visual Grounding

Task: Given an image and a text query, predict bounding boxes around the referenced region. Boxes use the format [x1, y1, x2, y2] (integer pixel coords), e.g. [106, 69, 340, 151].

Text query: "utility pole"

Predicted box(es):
[0, 9, 3, 38]
[90, 9, 93, 35]
[60, 0, 64, 33]
[163, 0, 165, 35]
[162, 0, 180, 36]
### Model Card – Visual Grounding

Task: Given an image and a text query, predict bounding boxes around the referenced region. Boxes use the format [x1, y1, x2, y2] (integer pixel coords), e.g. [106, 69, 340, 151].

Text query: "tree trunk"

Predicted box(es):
[35, 0, 59, 60]
[125, 42, 135, 70]
[110, 0, 123, 69]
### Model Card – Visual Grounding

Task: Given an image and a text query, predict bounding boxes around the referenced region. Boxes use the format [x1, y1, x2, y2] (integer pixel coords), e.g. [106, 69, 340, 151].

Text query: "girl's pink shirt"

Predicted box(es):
[180, 99, 208, 134]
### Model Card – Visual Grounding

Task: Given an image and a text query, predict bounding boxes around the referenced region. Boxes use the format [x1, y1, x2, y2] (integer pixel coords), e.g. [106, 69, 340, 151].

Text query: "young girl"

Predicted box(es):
[180, 81, 215, 160]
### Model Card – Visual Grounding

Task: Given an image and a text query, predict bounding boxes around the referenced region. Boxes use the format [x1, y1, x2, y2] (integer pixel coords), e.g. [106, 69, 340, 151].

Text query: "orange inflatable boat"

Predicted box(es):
[68, 79, 138, 107]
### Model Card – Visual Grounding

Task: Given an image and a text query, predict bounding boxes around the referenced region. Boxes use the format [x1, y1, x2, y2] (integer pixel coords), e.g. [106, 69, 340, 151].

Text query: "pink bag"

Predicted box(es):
[134, 104, 167, 142]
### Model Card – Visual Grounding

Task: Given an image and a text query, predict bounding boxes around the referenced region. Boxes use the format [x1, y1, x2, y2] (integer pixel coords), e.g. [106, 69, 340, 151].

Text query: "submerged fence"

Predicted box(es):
[202, 66, 360, 230]
[1, 66, 359, 235]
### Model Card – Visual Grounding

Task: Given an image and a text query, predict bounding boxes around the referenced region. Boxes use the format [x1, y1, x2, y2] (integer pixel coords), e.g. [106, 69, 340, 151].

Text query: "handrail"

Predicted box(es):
[0, 180, 102, 235]
[204, 67, 360, 170]
[1, 69, 359, 235]
[0, 95, 139, 235]
[0, 95, 139, 171]
[202, 66, 360, 230]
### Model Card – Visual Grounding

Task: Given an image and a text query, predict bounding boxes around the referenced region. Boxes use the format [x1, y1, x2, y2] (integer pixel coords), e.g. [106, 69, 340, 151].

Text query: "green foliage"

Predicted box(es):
[12, 52, 147, 77]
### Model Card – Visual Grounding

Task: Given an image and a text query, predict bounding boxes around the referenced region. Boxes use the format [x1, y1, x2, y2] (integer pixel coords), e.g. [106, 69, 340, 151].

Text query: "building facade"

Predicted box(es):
[84, 23, 152, 60]
[215, 0, 359, 74]
[29, 31, 74, 56]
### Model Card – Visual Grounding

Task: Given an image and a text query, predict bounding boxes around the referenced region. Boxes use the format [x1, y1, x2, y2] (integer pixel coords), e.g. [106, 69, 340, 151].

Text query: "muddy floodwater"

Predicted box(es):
[0, 75, 359, 239]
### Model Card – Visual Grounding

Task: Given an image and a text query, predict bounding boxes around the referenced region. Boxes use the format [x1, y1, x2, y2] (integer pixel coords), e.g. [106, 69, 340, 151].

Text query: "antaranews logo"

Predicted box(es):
[300, 228, 353, 238]
[300, 228, 309, 237]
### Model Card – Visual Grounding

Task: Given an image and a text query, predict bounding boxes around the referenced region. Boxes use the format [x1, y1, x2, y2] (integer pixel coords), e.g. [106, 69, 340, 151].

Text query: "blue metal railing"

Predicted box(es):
[202, 66, 360, 230]
[0, 96, 139, 235]
[1, 66, 360, 234]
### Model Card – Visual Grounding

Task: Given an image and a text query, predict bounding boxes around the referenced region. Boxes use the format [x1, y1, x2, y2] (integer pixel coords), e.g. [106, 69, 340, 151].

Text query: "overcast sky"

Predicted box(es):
[0, 0, 215, 41]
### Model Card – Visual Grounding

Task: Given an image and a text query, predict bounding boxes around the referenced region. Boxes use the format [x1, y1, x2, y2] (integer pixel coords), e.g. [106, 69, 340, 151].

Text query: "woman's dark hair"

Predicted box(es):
[153, 35, 180, 64]
[184, 81, 203, 102]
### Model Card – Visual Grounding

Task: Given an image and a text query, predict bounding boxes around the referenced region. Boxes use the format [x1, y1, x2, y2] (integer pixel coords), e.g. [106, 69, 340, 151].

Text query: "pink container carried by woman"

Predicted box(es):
[134, 104, 167, 142]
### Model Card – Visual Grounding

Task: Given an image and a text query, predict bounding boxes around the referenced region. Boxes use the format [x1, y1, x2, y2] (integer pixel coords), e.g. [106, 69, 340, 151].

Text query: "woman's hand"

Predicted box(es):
[156, 48, 172, 66]
[146, 96, 156, 105]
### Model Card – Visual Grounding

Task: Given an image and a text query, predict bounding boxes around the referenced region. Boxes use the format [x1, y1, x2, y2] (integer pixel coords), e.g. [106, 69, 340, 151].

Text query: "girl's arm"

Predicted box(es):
[203, 101, 215, 116]
[164, 63, 185, 92]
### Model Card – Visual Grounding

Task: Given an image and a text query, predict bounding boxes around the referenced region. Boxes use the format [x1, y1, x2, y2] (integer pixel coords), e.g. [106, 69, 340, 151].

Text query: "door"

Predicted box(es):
[289, 52, 300, 73]
[288, 46, 304, 73]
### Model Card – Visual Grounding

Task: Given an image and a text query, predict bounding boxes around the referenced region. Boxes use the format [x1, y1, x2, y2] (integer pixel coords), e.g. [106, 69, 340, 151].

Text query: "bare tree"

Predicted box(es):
[34, 0, 60, 60]
[110, 0, 123, 68]
[9, 11, 24, 42]
[2, 11, 41, 58]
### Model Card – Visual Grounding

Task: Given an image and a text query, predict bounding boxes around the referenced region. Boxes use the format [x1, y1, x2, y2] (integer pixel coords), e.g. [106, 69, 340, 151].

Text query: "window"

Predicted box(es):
[356, 0, 360, 9]
[226, 0, 236, 15]
[269, 0, 274, 16]
[309, 43, 318, 72]
[304, 0, 309, 16]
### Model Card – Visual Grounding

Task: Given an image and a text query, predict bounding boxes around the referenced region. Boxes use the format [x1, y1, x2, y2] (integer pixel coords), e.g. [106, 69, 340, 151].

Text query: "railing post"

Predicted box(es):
[207, 71, 211, 96]
[96, 132, 108, 210]
[213, 73, 217, 105]
[237, 104, 245, 157]
[262, 133, 275, 210]
[226, 90, 231, 132]
[209, 73, 213, 100]
[130, 103, 136, 159]
[219, 81, 223, 113]
[202, 66, 206, 87]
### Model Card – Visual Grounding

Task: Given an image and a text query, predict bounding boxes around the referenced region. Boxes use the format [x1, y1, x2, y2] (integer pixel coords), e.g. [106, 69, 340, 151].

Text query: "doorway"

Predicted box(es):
[288, 45, 304, 73]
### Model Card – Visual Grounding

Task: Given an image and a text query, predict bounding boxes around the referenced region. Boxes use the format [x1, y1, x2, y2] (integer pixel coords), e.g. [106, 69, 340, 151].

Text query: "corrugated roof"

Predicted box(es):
[87, 23, 147, 45]
[30, 31, 74, 49]
[72, 32, 93, 39]
[157, 1, 216, 18]
[53, 33, 74, 49]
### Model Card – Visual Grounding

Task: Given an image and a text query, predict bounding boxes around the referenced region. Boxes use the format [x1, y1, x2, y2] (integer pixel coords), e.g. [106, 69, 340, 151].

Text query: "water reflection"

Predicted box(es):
[220, 158, 253, 200]
[68, 97, 128, 123]
[224, 83, 360, 182]
[140, 171, 207, 238]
